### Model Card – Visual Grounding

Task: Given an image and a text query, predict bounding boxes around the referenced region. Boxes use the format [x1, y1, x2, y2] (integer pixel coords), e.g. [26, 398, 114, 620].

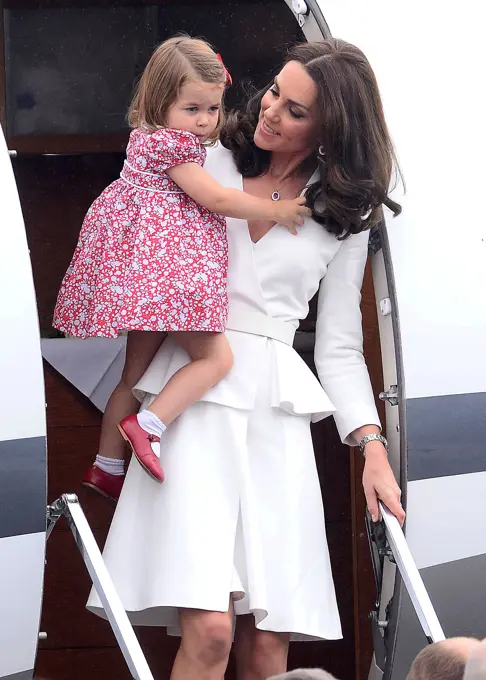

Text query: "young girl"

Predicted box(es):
[53, 36, 309, 497]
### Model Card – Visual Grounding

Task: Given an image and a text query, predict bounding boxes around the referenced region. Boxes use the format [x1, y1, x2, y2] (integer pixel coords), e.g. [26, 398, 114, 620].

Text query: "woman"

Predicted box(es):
[88, 39, 405, 679]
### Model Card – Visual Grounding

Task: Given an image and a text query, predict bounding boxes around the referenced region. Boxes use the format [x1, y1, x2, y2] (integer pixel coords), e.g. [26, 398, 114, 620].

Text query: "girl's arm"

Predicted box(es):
[167, 162, 310, 230]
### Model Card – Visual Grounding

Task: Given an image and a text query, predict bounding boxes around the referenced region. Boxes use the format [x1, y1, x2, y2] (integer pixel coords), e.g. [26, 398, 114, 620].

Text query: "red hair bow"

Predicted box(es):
[216, 53, 233, 86]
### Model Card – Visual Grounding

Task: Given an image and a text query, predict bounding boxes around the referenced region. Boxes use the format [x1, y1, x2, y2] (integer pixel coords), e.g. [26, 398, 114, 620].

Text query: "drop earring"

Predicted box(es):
[317, 145, 326, 166]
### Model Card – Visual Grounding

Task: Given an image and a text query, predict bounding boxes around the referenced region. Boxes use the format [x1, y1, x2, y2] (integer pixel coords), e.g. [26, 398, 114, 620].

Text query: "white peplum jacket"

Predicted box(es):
[135, 141, 381, 444]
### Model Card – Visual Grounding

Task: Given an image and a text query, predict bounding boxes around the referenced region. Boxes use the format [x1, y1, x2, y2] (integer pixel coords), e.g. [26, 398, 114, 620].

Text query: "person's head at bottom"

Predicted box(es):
[464, 638, 486, 680]
[268, 670, 338, 680]
[407, 638, 481, 680]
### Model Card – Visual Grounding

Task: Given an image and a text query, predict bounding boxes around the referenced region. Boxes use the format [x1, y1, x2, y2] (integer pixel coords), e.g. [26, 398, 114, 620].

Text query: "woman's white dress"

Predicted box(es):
[87, 143, 381, 641]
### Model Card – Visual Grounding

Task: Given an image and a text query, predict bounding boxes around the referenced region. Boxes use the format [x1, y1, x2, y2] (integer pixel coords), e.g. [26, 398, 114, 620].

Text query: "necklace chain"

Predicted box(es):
[270, 172, 294, 202]
[268, 161, 313, 201]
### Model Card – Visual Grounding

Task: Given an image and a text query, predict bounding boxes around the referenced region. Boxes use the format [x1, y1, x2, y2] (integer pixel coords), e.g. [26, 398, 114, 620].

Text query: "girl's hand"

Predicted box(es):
[273, 197, 311, 234]
[362, 442, 405, 525]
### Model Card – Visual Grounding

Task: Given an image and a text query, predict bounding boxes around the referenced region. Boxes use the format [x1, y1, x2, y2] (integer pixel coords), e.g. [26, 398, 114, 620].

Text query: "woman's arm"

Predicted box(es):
[167, 162, 310, 230]
[314, 231, 404, 524]
[314, 231, 380, 441]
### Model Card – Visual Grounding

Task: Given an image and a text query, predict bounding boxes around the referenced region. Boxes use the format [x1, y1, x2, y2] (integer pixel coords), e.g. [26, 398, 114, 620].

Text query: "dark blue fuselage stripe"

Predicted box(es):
[406, 391, 486, 481]
[0, 436, 46, 538]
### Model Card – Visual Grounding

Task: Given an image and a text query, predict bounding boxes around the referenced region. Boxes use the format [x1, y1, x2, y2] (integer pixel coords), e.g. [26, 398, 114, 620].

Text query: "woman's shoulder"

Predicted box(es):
[205, 142, 234, 163]
[204, 142, 238, 183]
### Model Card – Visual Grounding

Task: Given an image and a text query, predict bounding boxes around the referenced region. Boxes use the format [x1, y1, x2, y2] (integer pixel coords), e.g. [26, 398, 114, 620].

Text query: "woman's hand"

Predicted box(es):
[273, 197, 311, 234]
[362, 442, 405, 525]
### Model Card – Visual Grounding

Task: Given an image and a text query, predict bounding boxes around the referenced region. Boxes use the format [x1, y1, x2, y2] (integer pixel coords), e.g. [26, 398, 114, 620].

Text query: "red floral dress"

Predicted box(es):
[53, 128, 228, 337]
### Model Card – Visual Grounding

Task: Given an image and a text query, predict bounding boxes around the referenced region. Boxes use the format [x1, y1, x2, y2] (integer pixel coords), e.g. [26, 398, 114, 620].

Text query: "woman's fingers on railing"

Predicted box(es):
[363, 453, 405, 525]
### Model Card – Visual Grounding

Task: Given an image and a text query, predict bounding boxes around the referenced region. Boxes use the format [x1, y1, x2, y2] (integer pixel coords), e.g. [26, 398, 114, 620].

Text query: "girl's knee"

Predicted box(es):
[182, 332, 233, 378]
[217, 342, 233, 378]
[211, 333, 233, 378]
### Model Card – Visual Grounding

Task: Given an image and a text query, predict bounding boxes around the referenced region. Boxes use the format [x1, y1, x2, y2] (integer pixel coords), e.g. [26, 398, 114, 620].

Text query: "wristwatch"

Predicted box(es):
[358, 433, 388, 455]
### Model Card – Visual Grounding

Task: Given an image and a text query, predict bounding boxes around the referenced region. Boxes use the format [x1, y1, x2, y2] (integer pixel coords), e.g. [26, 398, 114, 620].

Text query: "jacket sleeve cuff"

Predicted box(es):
[332, 400, 382, 447]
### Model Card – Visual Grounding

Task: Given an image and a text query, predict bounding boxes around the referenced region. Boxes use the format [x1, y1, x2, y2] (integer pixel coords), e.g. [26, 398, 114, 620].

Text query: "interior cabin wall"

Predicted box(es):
[3, 1, 383, 678]
[2, 0, 303, 153]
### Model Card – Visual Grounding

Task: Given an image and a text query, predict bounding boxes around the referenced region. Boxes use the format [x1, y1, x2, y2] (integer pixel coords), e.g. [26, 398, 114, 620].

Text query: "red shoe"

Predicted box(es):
[82, 465, 124, 503]
[118, 414, 165, 483]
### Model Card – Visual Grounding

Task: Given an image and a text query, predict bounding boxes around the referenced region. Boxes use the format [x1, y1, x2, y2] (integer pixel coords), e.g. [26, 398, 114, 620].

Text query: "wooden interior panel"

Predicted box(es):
[44, 368, 101, 429]
[36, 647, 130, 680]
[352, 263, 386, 680]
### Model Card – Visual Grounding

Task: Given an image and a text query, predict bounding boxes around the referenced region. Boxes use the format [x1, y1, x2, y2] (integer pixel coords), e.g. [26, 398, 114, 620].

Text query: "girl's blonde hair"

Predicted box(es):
[128, 36, 227, 143]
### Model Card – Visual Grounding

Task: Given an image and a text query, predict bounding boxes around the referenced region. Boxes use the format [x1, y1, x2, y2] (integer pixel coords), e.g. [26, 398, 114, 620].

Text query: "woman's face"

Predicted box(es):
[253, 60, 319, 156]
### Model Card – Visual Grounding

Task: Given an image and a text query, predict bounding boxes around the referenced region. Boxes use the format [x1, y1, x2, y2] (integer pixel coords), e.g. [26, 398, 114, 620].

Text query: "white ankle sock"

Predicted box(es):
[137, 409, 166, 438]
[94, 455, 125, 476]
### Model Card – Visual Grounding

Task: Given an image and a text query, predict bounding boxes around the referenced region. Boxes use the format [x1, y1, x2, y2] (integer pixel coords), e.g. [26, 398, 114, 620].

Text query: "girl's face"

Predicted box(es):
[166, 80, 225, 141]
[253, 60, 319, 156]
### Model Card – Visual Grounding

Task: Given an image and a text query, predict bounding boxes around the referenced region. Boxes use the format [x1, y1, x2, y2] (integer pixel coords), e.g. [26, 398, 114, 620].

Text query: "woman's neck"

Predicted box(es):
[267, 151, 315, 183]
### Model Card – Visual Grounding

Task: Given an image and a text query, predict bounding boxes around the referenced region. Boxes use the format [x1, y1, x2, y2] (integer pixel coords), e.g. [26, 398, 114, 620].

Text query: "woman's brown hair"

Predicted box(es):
[128, 35, 227, 143]
[222, 39, 402, 239]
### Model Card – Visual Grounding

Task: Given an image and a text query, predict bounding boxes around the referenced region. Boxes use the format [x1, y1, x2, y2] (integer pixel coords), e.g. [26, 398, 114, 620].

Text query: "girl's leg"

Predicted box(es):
[146, 331, 233, 425]
[97, 330, 166, 460]
[171, 604, 233, 680]
[234, 615, 290, 680]
[82, 331, 165, 500]
[120, 332, 232, 483]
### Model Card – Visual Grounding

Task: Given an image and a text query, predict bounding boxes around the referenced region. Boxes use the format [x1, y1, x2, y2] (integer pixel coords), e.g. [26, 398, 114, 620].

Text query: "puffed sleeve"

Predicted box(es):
[143, 128, 204, 172]
[314, 230, 381, 445]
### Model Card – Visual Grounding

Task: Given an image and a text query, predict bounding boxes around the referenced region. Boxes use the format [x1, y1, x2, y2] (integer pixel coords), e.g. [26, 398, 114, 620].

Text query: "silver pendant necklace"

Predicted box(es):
[270, 149, 322, 200]
[270, 173, 293, 201]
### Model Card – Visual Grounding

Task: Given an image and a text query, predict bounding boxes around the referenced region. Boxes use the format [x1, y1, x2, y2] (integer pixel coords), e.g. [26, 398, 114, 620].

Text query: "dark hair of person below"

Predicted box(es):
[221, 39, 403, 240]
